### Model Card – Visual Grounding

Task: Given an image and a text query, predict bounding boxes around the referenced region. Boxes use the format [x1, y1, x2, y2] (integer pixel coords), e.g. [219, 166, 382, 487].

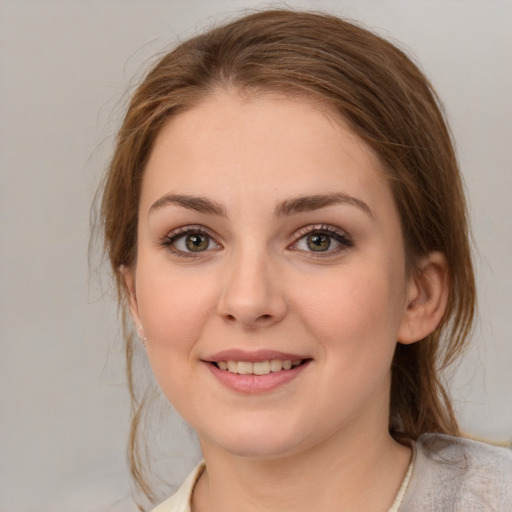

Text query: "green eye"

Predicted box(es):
[184, 233, 210, 252]
[292, 225, 353, 256]
[306, 233, 331, 251]
[163, 227, 222, 257]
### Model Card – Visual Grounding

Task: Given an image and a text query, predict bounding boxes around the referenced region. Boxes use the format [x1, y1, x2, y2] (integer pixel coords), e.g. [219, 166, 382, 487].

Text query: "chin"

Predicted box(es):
[198, 415, 316, 460]
[220, 438, 303, 460]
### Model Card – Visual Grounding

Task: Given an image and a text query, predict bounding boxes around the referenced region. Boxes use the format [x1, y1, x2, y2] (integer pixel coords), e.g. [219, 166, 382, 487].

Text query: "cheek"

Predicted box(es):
[136, 271, 218, 412]
[135, 262, 217, 365]
[296, 264, 406, 359]
[295, 266, 406, 419]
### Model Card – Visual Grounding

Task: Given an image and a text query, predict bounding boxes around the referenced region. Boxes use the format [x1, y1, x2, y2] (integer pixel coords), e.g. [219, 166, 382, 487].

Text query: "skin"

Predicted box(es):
[124, 90, 448, 511]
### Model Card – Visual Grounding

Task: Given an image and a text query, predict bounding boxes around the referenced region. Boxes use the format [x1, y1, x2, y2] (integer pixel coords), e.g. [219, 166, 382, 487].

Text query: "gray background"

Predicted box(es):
[1, 0, 511, 510]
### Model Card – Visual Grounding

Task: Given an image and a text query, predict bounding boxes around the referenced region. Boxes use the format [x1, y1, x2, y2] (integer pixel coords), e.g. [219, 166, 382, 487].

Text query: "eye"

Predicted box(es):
[162, 226, 221, 257]
[178, 233, 210, 252]
[291, 225, 353, 255]
[304, 233, 332, 252]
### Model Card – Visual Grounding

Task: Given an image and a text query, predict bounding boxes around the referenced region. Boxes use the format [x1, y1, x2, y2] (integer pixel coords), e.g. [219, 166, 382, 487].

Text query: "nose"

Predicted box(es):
[217, 248, 287, 330]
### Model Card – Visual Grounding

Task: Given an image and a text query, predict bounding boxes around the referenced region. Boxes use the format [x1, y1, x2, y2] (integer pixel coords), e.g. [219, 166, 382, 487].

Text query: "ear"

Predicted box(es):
[120, 265, 145, 339]
[397, 251, 449, 345]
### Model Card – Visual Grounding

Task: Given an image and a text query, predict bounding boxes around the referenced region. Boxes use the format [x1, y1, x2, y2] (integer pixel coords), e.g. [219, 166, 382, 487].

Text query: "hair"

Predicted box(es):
[99, 8, 476, 503]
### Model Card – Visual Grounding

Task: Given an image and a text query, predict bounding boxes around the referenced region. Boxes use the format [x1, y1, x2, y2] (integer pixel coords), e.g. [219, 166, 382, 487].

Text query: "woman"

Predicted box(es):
[99, 9, 511, 511]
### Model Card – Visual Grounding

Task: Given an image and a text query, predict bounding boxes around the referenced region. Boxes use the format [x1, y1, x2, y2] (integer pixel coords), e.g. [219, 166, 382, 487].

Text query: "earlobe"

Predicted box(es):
[397, 251, 449, 345]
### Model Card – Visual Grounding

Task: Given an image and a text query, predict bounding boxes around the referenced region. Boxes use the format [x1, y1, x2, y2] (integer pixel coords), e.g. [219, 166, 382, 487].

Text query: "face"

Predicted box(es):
[126, 91, 416, 459]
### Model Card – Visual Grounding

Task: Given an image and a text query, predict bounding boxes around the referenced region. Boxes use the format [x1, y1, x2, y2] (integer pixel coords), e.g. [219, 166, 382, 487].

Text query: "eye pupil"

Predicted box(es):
[307, 233, 331, 251]
[185, 233, 209, 251]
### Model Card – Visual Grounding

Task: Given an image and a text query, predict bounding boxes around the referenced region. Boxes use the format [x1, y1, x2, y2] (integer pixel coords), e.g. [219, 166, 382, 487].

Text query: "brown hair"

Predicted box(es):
[99, 9, 475, 502]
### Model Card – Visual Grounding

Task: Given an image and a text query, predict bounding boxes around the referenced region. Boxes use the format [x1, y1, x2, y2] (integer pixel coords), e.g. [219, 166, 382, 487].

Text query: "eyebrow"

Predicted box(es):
[273, 193, 375, 219]
[148, 192, 374, 220]
[149, 194, 227, 216]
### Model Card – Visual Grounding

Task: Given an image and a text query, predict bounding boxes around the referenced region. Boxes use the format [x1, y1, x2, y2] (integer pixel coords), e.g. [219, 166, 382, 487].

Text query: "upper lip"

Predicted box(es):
[204, 349, 310, 363]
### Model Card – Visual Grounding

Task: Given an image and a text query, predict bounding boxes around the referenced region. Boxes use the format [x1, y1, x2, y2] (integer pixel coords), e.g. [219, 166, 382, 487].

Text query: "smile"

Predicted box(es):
[215, 359, 305, 375]
[205, 355, 312, 393]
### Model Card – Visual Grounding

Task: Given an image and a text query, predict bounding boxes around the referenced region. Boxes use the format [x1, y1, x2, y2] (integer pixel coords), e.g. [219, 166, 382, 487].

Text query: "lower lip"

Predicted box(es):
[205, 361, 311, 394]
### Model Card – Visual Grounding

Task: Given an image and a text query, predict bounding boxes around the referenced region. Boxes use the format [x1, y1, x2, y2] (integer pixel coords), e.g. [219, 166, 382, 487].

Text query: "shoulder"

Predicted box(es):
[401, 433, 512, 512]
[418, 433, 512, 481]
[151, 462, 205, 512]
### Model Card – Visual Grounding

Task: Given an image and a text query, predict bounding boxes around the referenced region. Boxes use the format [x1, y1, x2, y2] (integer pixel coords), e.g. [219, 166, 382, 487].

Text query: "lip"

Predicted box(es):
[203, 355, 312, 394]
[204, 349, 308, 363]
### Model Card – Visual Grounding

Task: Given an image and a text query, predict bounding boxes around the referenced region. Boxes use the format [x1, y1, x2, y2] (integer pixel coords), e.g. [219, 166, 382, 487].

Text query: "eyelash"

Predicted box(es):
[290, 224, 353, 256]
[160, 224, 353, 258]
[160, 225, 221, 258]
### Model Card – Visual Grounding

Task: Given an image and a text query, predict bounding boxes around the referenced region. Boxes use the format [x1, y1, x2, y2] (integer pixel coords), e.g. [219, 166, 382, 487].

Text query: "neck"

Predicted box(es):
[192, 425, 411, 512]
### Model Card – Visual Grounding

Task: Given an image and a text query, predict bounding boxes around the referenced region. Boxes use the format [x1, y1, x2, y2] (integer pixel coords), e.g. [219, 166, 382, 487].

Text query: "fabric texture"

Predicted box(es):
[401, 434, 512, 511]
[151, 434, 512, 512]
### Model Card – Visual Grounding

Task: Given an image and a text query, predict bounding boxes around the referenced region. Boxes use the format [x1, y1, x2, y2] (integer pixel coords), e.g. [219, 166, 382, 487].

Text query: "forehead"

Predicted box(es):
[141, 90, 391, 214]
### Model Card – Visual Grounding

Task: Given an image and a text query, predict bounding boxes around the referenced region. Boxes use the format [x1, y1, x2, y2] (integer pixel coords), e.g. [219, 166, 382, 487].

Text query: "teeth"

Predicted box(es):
[237, 361, 253, 375]
[253, 361, 270, 375]
[215, 359, 304, 375]
[270, 359, 283, 372]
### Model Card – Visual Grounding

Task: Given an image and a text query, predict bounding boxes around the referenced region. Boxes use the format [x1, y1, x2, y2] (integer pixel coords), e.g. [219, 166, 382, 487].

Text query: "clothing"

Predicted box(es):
[402, 434, 512, 511]
[151, 434, 512, 512]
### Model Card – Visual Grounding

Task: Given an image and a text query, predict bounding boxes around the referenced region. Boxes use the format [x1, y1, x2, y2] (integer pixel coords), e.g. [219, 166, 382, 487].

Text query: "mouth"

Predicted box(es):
[211, 358, 310, 375]
[203, 350, 312, 393]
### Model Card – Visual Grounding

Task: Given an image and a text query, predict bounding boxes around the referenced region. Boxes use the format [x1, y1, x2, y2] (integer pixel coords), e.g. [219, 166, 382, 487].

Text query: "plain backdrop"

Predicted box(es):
[1, 0, 511, 510]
